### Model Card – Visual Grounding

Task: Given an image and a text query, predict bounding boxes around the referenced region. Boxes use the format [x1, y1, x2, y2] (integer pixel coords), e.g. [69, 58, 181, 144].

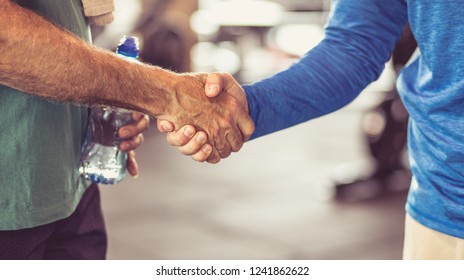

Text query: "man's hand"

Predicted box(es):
[157, 72, 253, 163]
[118, 112, 150, 177]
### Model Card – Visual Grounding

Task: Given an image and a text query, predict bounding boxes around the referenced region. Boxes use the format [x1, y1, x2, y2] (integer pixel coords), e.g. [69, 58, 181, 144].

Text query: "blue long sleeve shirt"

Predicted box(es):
[243, 0, 464, 238]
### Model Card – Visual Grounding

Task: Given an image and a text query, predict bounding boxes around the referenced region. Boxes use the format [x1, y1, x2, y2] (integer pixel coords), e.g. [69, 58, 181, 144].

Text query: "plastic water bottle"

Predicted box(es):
[80, 36, 140, 184]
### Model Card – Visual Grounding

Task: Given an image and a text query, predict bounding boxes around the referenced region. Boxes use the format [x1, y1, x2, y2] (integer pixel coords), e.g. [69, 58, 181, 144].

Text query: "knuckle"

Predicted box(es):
[178, 146, 192, 155]
[171, 131, 186, 146]
[242, 124, 255, 141]
[178, 142, 199, 155]
[137, 134, 144, 145]
[231, 141, 243, 152]
[206, 150, 220, 164]
[192, 153, 207, 162]
[207, 157, 220, 164]
[227, 130, 243, 152]
[166, 134, 177, 146]
[218, 146, 232, 158]
[119, 127, 132, 138]
[177, 146, 193, 156]
[137, 121, 147, 132]
[156, 120, 164, 132]
[142, 119, 150, 130]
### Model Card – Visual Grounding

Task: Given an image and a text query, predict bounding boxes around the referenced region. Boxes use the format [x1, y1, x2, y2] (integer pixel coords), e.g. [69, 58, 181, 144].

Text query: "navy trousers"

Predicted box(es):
[0, 183, 107, 259]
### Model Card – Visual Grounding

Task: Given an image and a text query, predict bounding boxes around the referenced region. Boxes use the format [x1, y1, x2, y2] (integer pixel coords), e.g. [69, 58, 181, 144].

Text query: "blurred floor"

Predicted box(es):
[100, 88, 409, 260]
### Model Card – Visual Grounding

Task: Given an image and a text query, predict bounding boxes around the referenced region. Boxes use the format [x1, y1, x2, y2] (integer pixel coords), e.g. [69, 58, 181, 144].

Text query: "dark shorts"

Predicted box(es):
[0, 183, 107, 260]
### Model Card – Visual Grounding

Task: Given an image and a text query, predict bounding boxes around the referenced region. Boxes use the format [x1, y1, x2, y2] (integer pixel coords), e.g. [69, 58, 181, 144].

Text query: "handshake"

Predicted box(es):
[152, 72, 255, 164]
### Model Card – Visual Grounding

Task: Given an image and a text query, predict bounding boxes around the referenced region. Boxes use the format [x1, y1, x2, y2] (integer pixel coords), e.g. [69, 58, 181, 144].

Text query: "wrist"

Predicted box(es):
[129, 64, 180, 118]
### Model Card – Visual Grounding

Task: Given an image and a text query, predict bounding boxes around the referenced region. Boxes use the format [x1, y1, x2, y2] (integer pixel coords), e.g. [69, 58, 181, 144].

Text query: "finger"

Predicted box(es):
[237, 112, 255, 142]
[215, 139, 232, 159]
[228, 123, 245, 153]
[131, 112, 145, 121]
[211, 123, 242, 157]
[205, 72, 225, 98]
[191, 144, 213, 162]
[120, 133, 144, 151]
[126, 150, 139, 177]
[118, 114, 150, 139]
[206, 147, 221, 164]
[157, 119, 174, 133]
[166, 125, 196, 146]
[226, 127, 244, 153]
[177, 131, 208, 155]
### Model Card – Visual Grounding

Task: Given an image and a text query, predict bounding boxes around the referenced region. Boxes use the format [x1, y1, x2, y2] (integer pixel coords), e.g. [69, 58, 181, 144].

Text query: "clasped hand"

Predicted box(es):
[157, 72, 253, 163]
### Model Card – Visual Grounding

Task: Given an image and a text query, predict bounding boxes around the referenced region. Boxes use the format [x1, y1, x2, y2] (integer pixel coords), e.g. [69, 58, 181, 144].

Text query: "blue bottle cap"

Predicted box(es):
[117, 36, 140, 58]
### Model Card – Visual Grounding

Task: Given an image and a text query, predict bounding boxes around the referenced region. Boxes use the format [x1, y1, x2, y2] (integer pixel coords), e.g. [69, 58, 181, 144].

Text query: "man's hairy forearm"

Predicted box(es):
[0, 0, 178, 116]
[0, 0, 255, 158]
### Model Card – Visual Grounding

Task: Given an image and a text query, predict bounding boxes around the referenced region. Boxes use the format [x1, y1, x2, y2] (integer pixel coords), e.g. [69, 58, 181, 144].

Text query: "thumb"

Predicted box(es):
[205, 72, 226, 98]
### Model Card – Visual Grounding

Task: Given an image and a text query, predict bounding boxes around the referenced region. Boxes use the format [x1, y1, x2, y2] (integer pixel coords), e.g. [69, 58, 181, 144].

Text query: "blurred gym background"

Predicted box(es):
[92, 0, 414, 259]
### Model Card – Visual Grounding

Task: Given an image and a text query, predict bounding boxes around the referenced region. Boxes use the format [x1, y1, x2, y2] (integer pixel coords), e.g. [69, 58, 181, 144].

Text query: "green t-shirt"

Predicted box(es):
[0, 0, 91, 230]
